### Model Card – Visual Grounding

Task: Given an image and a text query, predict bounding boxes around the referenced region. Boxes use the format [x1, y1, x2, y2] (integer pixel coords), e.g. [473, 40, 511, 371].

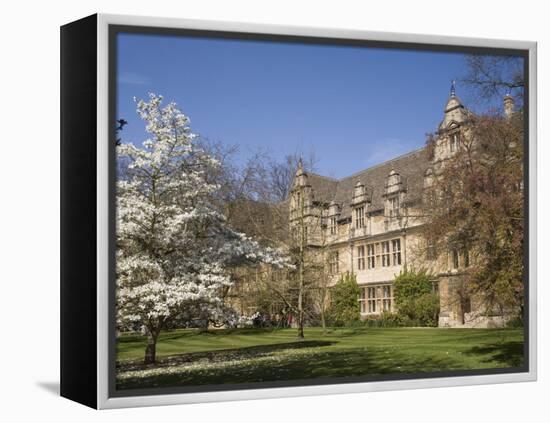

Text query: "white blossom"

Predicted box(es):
[116, 93, 290, 339]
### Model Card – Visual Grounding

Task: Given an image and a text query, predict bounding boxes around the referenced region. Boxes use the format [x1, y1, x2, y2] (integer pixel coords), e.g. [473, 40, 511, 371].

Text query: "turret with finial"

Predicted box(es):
[294, 157, 307, 187]
[439, 81, 467, 131]
[295, 157, 305, 177]
[503, 90, 515, 119]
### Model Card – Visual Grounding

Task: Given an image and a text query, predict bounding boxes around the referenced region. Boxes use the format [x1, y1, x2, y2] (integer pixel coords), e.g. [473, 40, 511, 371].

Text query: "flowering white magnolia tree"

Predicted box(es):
[116, 94, 288, 364]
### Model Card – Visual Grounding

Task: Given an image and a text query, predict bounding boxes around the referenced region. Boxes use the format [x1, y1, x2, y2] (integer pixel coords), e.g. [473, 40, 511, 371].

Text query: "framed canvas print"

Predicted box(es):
[60, 14, 537, 409]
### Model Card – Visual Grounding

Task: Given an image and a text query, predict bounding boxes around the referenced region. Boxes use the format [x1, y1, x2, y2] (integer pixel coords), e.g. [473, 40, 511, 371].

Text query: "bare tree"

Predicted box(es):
[460, 55, 525, 107]
[267, 152, 318, 202]
[218, 150, 329, 337]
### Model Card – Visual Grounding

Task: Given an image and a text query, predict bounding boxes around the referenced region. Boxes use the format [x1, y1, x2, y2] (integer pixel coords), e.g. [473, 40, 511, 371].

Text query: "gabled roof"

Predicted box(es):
[297, 147, 430, 220]
[306, 173, 338, 205]
[438, 94, 470, 132]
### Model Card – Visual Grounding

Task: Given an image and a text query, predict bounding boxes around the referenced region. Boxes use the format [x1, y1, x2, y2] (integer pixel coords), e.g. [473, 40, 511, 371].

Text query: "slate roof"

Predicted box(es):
[303, 147, 431, 220]
[306, 173, 338, 204]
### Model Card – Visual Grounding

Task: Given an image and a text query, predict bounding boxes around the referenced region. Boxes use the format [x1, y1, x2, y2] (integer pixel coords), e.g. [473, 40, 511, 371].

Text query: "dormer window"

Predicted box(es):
[386, 170, 401, 192]
[389, 196, 400, 218]
[352, 181, 368, 205]
[355, 206, 365, 229]
[354, 182, 365, 198]
[327, 201, 340, 235]
[385, 170, 404, 221]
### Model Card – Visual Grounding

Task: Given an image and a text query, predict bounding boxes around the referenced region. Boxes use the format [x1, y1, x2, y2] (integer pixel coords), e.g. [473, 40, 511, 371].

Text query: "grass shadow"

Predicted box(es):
[115, 328, 525, 390]
[463, 341, 524, 367]
[118, 327, 283, 345]
[116, 345, 462, 390]
[118, 340, 336, 371]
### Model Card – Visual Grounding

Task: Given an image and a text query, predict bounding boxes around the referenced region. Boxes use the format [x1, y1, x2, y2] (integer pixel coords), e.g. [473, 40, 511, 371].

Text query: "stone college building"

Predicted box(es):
[288, 86, 516, 328]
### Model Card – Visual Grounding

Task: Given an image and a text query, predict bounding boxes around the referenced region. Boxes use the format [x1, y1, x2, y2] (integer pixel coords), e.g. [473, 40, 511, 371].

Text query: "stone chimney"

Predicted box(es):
[504, 93, 515, 119]
[352, 181, 367, 205]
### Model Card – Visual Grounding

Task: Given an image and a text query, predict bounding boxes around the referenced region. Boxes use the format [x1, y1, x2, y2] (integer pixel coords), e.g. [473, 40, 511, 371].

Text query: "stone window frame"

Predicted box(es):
[357, 245, 366, 270]
[367, 287, 377, 313]
[388, 195, 400, 218]
[359, 288, 366, 313]
[392, 239, 402, 266]
[355, 206, 365, 229]
[329, 216, 338, 235]
[449, 246, 470, 269]
[360, 284, 394, 314]
[381, 241, 391, 267]
[382, 285, 393, 312]
[364, 238, 401, 270]
[367, 244, 376, 269]
[452, 248, 460, 269]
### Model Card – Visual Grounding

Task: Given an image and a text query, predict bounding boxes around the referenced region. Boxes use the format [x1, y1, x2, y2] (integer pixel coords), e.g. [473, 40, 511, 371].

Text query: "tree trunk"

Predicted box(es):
[320, 306, 326, 335]
[144, 332, 158, 364]
[458, 297, 466, 325]
[320, 268, 329, 335]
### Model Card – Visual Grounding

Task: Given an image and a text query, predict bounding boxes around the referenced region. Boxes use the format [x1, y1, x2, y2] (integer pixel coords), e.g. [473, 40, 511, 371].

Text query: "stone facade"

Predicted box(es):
[288, 88, 515, 328]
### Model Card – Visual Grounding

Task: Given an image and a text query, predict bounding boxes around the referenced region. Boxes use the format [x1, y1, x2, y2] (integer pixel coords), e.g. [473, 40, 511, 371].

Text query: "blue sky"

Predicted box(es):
[117, 33, 478, 179]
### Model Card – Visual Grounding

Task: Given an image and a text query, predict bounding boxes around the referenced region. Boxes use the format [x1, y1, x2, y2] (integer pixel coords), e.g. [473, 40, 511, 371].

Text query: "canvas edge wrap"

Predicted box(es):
[60, 13, 98, 409]
[88, 13, 537, 409]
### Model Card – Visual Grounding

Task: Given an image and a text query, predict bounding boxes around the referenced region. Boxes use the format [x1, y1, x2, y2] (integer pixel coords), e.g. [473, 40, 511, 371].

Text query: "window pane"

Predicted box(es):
[452, 249, 459, 269]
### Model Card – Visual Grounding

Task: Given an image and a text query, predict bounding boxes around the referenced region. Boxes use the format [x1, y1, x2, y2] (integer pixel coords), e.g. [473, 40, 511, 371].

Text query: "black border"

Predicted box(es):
[107, 24, 531, 399]
[60, 14, 98, 409]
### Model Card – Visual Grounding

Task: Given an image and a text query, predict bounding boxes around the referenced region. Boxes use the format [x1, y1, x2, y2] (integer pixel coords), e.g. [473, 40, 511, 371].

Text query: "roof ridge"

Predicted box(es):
[307, 172, 339, 182]
[340, 146, 426, 181]
[304, 146, 426, 182]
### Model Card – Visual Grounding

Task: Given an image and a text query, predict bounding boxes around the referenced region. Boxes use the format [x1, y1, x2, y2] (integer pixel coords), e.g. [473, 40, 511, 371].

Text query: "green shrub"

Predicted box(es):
[365, 312, 405, 327]
[394, 269, 440, 327]
[506, 316, 524, 328]
[360, 312, 417, 328]
[326, 272, 361, 327]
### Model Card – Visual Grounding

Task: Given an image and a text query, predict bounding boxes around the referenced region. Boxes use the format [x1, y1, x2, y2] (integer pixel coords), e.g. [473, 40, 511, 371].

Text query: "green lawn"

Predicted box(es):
[116, 327, 524, 390]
